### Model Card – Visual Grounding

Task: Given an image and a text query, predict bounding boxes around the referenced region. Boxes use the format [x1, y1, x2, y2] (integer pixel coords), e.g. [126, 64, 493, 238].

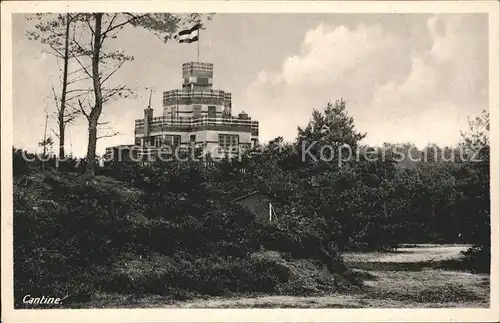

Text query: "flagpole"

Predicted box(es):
[197, 26, 200, 62]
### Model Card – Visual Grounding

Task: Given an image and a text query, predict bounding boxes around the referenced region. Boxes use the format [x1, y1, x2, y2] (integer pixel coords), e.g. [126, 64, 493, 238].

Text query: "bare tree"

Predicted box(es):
[38, 107, 54, 171]
[27, 13, 90, 160]
[68, 13, 212, 176]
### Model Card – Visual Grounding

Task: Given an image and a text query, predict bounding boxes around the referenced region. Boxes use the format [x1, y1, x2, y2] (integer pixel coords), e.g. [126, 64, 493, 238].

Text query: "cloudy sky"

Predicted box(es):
[12, 13, 488, 157]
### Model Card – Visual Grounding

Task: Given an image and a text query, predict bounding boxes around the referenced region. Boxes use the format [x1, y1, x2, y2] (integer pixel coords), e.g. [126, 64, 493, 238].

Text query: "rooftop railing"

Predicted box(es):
[182, 62, 213, 70]
[136, 115, 258, 126]
[135, 116, 259, 134]
[162, 89, 231, 101]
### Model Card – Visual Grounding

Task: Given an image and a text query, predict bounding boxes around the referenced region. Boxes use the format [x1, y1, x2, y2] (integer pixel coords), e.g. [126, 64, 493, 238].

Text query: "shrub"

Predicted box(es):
[105, 252, 291, 297]
[13, 148, 32, 176]
[13, 172, 127, 307]
[462, 245, 490, 273]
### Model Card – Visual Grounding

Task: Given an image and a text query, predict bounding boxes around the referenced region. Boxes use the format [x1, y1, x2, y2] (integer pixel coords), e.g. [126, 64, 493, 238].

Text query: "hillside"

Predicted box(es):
[14, 169, 360, 307]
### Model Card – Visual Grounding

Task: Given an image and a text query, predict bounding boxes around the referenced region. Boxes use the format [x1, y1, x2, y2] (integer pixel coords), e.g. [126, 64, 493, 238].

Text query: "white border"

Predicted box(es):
[1, 1, 499, 322]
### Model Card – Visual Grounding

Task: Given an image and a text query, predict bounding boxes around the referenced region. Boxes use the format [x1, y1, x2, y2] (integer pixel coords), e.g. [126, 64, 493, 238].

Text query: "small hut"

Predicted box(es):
[231, 190, 282, 222]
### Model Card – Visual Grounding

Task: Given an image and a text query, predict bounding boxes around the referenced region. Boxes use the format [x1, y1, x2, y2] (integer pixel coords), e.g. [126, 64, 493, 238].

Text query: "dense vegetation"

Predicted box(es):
[13, 100, 490, 307]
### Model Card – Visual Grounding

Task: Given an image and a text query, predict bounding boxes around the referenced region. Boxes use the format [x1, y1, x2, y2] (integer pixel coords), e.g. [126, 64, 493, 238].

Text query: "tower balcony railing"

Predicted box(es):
[135, 115, 259, 135]
[162, 89, 231, 102]
[136, 115, 258, 126]
[182, 62, 213, 71]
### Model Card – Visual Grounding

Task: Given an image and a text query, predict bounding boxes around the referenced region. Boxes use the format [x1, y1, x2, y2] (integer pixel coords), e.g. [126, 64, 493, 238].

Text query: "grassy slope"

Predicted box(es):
[79, 245, 489, 308]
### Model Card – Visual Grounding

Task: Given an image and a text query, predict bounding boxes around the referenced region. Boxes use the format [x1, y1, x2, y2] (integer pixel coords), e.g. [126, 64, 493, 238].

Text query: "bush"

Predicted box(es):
[13, 172, 128, 307]
[105, 252, 291, 297]
[105, 250, 359, 299]
[13, 148, 32, 176]
[462, 245, 490, 273]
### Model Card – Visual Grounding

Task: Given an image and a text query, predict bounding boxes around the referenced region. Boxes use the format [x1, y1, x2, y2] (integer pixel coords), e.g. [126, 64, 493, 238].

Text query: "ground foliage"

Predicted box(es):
[13, 101, 490, 307]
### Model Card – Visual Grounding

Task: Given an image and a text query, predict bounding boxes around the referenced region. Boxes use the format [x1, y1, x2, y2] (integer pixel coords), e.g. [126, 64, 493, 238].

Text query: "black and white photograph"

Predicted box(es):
[1, 1, 499, 322]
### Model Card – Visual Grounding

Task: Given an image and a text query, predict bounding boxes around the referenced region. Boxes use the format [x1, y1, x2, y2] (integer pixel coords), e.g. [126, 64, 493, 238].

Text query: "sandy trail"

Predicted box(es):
[343, 245, 471, 263]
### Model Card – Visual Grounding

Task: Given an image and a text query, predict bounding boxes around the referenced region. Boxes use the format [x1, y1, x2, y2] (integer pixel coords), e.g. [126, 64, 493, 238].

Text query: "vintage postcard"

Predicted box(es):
[1, 1, 499, 322]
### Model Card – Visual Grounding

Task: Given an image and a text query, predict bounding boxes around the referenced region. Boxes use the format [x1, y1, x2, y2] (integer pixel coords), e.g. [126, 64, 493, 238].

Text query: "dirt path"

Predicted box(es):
[343, 245, 470, 263]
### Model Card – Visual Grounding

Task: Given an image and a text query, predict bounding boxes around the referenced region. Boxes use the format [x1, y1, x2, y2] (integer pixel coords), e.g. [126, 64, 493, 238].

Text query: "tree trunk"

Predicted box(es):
[58, 13, 71, 160]
[85, 13, 103, 176]
[41, 111, 48, 172]
[87, 121, 98, 176]
[58, 120, 65, 160]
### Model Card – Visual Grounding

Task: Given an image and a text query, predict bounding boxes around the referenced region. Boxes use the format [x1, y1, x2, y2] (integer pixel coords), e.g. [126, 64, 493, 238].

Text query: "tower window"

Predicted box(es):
[154, 136, 162, 148]
[193, 105, 202, 118]
[163, 135, 181, 147]
[208, 106, 216, 118]
[218, 134, 239, 152]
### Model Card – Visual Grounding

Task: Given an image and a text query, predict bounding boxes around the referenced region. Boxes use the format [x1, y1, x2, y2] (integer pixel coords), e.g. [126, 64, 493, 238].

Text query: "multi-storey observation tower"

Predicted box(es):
[132, 62, 259, 159]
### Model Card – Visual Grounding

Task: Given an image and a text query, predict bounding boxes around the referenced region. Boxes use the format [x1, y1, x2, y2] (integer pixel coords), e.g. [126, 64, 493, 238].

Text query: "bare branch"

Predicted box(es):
[63, 112, 79, 125]
[67, 65, 93, 78]
[101, 13, 147, 40]
[67, 74, 92, 86]
[51, 128, 60, 139]
[97, 131, 120, 139]
[65, 102, 81, 116]
[86, 19, 95, 35]
[102, 13, 119, 36]
[41, 49, 61, 59]
[71, 33, 92, 57]
[77, 98, 90, 120]
[66, 88, 91, 94]
[66, 91, 91, 103]
[101, 83, 129, 100]
[73, 54, 93, 79]
[47, 42, 64, 58]
[50, 82, 60, 112]
[100, 59, 126, 85]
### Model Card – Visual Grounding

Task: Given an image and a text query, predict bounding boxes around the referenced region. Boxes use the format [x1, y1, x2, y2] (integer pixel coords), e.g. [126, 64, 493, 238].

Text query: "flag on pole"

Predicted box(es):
[175, 24, 202, 43]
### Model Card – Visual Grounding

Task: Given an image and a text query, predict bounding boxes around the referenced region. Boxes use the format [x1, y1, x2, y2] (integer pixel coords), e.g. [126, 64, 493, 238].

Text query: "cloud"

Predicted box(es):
[242, 14, 488, 148]
[281, 24, 399, 86]
[366, 14, 488, 147]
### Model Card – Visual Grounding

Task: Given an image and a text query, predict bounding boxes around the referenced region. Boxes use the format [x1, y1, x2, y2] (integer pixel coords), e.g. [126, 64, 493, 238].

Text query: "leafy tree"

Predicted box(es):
[296, 99, 366, 166]
[458, 110, 490, 271]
